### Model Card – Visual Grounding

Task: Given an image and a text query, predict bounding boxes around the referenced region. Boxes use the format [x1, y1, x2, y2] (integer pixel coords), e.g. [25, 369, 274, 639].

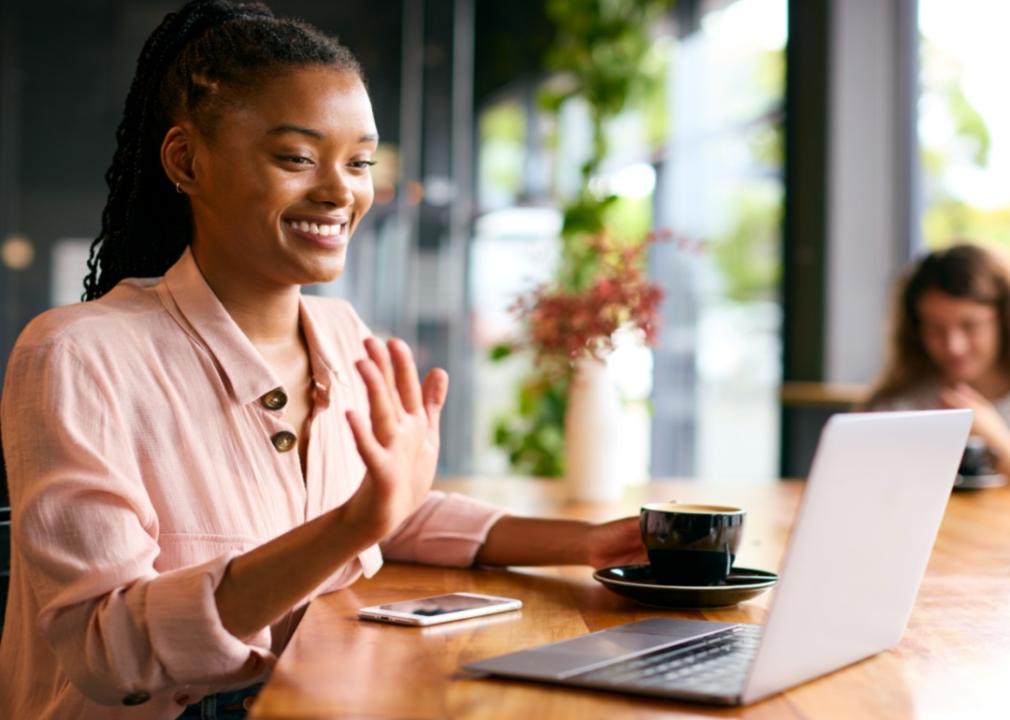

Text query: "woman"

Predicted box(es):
[0, 3, 644, 718]
[866, 243, 1010, 476]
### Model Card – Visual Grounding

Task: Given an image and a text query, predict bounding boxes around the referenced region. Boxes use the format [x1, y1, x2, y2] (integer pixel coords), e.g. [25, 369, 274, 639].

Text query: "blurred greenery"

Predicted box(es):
[642, 38, 674, 152]
[949, 85, 991, 167]
[490, 0, 672, 477]
[711, 190, 782, 302]
[478, 102, 526, 203]
[924, 199, 1010, 247]
[492, 373, 570, 477]
[920, 36, 999, 249]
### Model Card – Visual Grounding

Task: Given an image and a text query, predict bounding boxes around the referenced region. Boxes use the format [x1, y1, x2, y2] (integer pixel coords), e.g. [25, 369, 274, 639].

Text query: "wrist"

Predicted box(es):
[577, 523, 597, 566]
[328, 502, 387, 553]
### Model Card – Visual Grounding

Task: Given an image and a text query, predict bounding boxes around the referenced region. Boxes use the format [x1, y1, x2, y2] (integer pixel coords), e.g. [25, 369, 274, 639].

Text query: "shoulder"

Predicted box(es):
[9, 279, 167, 366]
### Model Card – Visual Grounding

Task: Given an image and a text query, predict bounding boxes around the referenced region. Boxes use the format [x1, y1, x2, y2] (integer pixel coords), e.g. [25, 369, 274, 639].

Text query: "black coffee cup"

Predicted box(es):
[640, 502, 745, 585]
[959, 436, 994, 477]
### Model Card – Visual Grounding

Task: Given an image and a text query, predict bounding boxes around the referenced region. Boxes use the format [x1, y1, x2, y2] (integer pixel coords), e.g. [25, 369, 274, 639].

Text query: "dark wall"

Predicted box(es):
[0, 0, 403, 382]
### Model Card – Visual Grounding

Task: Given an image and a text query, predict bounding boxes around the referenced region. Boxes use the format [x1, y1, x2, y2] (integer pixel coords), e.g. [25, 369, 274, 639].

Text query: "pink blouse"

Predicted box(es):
[0, 248, 505, 719]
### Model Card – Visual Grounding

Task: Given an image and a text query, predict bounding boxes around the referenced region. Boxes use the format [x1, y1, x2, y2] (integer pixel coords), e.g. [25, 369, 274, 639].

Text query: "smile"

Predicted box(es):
[284, 219, 348, 237]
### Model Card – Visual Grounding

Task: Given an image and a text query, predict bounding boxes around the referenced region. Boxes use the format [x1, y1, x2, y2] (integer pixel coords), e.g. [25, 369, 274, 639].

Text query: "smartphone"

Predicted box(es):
[357, 592, 522, 626]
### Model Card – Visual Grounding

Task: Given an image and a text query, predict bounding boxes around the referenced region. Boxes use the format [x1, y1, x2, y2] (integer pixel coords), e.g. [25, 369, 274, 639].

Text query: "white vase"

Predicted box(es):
[564, 357, 624, 502]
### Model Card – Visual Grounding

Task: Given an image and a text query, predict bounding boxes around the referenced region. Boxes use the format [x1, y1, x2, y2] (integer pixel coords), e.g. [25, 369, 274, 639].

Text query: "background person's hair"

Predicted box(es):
[867, 243, 1010, 404]
[83, 0, 363, 301]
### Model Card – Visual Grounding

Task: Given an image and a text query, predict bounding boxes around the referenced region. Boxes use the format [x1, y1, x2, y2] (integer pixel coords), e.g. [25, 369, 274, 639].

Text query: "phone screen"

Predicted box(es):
[377, 594, 507, 617]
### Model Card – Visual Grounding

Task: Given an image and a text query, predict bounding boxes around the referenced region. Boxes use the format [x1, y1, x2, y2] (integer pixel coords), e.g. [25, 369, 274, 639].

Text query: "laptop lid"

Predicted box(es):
[741, 409, 971, 703]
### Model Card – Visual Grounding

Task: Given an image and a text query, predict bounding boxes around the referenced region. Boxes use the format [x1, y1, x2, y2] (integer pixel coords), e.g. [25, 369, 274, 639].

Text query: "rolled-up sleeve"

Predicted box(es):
[4, 340, 271, 705]
[379, 490, 507, 567]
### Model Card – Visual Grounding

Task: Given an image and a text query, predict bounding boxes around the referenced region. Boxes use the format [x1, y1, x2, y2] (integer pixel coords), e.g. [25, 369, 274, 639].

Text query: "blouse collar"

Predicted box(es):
[162, 247, 347, 407]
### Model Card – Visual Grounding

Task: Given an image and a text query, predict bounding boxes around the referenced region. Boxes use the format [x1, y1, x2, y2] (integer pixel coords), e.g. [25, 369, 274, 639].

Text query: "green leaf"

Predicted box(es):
[488, 343, 514, 361]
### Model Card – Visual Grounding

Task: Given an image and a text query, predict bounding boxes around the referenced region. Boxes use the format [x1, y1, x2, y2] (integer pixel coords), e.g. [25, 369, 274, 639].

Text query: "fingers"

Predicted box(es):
[388, 339, 423, 414]
[355, 357, 397, 445]
[939, 385, 979, 409]
[955, 383, 986, 402]
[421, 367, 449, 430]
[360, 336, 443, 438]
[365, 337, 404, 420]
[346, 409, 385, 469]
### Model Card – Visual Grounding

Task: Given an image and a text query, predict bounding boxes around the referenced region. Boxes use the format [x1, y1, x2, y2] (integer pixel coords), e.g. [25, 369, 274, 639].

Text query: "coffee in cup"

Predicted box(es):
[639, 502, 745, 585]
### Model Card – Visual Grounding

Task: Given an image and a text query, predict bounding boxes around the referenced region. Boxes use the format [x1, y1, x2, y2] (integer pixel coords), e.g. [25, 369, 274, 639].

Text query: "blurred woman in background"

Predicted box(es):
[866, 243, 1010, 477]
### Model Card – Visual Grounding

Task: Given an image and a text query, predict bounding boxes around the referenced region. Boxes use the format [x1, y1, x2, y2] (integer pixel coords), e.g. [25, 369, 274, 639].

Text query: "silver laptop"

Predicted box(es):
[464, 410, 972, 705]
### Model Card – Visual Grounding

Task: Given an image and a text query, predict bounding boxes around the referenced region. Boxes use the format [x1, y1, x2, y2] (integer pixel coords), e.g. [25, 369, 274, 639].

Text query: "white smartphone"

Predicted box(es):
[357, 592, 522, 626]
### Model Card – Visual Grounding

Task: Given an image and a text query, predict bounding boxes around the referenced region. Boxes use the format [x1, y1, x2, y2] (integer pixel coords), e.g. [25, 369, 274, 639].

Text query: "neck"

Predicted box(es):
[191, 247, 301, 347]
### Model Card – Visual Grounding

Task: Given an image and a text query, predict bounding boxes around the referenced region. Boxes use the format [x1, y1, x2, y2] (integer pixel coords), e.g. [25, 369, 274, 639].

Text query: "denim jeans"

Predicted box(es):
[176, 683, 263, 720]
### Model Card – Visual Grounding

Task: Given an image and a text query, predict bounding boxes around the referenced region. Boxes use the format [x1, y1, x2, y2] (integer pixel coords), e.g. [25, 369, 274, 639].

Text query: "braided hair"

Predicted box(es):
[83, 0, 362, 300]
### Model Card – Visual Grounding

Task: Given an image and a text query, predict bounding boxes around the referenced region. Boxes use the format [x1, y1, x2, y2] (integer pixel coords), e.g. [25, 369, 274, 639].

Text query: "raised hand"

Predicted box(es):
[342, 337, 449, 544]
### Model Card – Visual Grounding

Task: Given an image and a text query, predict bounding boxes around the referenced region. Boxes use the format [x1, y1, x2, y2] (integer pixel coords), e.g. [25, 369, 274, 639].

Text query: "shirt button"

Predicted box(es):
[121, 691, 151, 706]
[272, 430, 297, 452]
[260, 388, 288, 411]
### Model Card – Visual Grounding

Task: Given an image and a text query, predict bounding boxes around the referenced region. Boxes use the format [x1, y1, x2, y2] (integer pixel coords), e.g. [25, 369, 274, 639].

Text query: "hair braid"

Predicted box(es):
[83, 0, 362, 300]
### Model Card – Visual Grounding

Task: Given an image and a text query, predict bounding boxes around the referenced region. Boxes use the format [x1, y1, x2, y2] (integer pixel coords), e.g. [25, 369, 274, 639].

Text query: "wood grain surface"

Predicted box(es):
[250, 477, 1010, 719]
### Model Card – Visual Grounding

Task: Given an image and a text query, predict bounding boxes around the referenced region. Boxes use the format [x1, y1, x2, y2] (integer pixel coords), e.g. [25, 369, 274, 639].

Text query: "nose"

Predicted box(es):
[944, 329, 970, 357]
[310, 165, 354, 208]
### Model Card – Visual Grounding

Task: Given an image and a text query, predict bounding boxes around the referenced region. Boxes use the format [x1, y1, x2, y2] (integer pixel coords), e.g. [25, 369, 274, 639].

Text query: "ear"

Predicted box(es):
[161, 125, 198, 194]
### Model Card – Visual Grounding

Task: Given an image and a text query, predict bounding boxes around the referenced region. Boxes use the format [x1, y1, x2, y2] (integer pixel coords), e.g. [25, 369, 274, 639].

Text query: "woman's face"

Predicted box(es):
[917, 289, 1003, 384]
[186, 66, 377, 288]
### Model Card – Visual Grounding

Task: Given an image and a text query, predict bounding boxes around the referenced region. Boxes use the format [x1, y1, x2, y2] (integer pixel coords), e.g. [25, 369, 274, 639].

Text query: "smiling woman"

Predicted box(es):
[0, 2, 647, 719]
[165, 68, 378, 292]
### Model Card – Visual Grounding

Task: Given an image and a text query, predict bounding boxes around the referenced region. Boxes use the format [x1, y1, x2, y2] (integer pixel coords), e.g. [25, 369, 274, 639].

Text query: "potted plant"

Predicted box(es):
[492, 0, 672, 498]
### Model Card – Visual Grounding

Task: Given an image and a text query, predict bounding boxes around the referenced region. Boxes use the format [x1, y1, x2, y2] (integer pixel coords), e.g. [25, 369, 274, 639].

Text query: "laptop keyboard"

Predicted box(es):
[571, 625, 762, 695]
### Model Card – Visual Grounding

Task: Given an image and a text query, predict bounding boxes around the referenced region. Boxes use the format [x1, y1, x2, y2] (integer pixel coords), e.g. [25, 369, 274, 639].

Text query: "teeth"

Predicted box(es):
[285, 219, 345, 237]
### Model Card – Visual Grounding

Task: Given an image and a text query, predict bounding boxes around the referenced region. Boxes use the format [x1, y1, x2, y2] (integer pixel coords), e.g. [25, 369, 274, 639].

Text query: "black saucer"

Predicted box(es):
[954, 472, 1007, 491]
[593, 564, 778, 609]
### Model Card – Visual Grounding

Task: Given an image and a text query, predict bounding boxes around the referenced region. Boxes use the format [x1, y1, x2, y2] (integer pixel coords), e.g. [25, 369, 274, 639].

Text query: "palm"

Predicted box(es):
[344, 337, 448, 541]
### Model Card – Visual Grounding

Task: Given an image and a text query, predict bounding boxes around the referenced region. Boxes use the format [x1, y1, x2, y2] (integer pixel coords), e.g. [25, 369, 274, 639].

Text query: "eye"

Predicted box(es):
[349, 159, 377, 170]
[278, 155, 314, 166]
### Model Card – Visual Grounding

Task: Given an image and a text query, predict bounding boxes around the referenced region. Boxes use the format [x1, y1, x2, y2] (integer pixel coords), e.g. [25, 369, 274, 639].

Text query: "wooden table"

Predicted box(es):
[251, 477, 1010, 719]
[779, 381, 869, 409]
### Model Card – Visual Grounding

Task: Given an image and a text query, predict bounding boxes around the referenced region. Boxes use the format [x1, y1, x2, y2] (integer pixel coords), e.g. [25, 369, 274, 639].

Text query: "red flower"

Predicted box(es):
[511, 231, 665, 369]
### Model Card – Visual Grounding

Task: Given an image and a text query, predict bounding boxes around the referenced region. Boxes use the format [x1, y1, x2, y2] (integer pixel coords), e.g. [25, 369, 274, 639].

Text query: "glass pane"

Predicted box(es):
[658, 0, 787, 481]
[919, 0, 1009, 249]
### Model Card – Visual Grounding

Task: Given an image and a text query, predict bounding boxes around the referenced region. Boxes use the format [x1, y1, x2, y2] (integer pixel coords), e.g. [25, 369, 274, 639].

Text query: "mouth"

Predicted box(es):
[282, 215, 351, 248]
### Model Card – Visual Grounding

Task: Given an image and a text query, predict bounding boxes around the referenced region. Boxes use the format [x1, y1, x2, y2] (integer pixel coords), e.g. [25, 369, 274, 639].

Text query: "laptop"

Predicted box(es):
[464, 410, 972, 705]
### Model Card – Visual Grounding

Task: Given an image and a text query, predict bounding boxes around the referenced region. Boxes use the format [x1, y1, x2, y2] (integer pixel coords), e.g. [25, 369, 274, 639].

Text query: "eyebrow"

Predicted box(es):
[267, 124, 324, 139]
[266, 125, 379, 143]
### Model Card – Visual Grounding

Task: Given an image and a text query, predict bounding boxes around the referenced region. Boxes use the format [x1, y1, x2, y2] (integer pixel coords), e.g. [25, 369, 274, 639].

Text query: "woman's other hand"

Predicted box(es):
[584, 516, 648, 569]
[939, 384, 1010, 448]
[939, 383, 1010, 475]
[343, 337, 449, 543]
[476, 515, 647, 569]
